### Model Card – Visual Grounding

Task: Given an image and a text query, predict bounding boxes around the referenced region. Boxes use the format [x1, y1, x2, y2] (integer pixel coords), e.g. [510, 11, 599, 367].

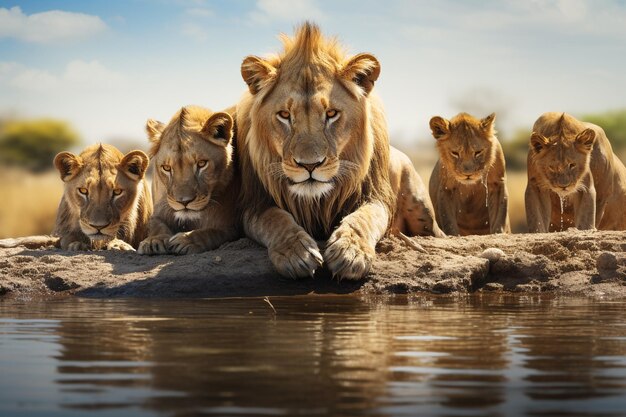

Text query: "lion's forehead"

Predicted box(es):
[157, 137, 220, 162]
[273, 75, 348, 110]
[444, 133, 491, 151]
[73, 165, 129, 196]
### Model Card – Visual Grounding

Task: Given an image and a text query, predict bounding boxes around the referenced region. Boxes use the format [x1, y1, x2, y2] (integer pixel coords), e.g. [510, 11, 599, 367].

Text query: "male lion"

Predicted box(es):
[53, 143, 151, 250]
[429, 112, 510, 236]
[138, 106, 239, 255]
[526, 112, 626, 232]
[236, 22, 396, 280]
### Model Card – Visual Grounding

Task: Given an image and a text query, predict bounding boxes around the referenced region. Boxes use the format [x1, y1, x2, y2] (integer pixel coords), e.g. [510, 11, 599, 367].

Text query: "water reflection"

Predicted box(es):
[0, 295, 625, 416]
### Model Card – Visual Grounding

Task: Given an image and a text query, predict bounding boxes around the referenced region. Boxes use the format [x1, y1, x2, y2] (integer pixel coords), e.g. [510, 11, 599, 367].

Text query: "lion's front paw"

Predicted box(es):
[167, 232, 203, 255]
[67, 241, 90, 251]
[138, 235, 170, 255]
[106, 238, 135, 251]
[324, 226, 375, 280]
[269, 231, 323, 279]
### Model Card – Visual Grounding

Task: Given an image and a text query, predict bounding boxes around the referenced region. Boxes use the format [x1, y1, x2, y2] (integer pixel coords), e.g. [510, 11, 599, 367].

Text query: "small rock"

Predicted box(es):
[597, 252, 618, 271]
[480, 248, 505, 263]
[214, 256, 222, 263]
[482, 282, 504, 291]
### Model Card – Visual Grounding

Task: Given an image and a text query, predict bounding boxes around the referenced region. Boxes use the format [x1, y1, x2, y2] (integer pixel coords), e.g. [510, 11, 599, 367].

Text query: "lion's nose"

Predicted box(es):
[295, 157, 325, 173]
[177, 197, 194, 207]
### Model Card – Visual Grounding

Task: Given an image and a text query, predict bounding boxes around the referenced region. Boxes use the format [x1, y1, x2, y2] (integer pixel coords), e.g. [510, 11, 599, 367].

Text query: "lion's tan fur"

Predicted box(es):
[388, 146, 443, 238]
[526, 112, 626, 232]
[53, 144, 152, 250]
[138, 106, 239, 255]
[429, 112, 510, 236]
[237, 24, 394, 239]
[236, 22, 395, 279]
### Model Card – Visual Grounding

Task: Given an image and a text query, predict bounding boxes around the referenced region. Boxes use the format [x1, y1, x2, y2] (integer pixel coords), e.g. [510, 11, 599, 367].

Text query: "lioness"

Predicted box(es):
[236, 22, 396, 280]
[429, 112, 510, 236]
[389, 146, 444, 238]
[138, 106, 239, 255]
[53, 143, 151, 250]
[526, 112, 626, 232]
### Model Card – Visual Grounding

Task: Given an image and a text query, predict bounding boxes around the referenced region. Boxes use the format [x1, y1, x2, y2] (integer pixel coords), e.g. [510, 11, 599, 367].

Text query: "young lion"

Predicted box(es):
[429, 112, 510, 236]
[138, 106, 239, 255]
[526, 112, 626, 232]
[389, 146, 444, 238]
[53, 144, 152, 250]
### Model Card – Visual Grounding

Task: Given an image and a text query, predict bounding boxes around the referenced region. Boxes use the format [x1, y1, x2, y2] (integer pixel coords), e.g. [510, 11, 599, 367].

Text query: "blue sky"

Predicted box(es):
[1, 0, 626, 147]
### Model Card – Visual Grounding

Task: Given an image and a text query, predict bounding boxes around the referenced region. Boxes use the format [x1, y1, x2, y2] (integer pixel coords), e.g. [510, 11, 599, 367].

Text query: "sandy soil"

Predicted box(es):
[1, 230, 626, 300]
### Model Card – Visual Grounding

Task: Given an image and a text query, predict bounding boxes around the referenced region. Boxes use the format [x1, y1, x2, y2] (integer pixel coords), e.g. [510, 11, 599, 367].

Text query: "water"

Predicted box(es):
[1, 295, 626, 417]
[482, 169, 489, 209]
[560, 196, 566, 231]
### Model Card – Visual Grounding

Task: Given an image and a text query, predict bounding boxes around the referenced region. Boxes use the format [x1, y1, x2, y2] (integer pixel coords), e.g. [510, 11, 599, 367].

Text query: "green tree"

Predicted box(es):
[0, 119, 81, 172]
[501, 128, 531, 172]
[581, 109, 626, 151]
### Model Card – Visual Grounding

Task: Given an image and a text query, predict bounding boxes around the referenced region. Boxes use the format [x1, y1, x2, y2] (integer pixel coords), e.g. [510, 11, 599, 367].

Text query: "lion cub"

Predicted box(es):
[429, 112, 510, 236]
[53, 143, 152, 250]
[138, 106, 239, 255]
[389, 146, 444, 238]
[526, 112, 626, 232]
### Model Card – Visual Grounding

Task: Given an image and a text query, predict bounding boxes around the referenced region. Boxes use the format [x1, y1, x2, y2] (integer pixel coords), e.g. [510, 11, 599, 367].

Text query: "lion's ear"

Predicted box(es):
[574, 128, 595, 153]
[241, 56, 276, 95]
[54, 152, 82, 182]
[120, 150, 149, 181]
[429, 116, 450, 140]
[342, 53, 380, 96]
[202, 112, 234, 147]
[146, 119, 165, 143]
[481, 113, 496, 132]
[530, 132, 549, 154]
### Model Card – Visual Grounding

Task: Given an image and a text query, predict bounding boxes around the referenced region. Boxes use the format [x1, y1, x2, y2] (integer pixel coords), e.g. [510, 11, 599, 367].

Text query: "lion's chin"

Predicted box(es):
[288, 181, 334, 199]
[173, 209, 204, 223]
[87, 233, 114, 242]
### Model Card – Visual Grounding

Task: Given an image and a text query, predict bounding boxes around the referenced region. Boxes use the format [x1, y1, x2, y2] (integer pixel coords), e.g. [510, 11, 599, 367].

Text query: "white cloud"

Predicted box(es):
[180, 22, 209, 42]
[64, 60, 126, 88]
[180, 5, 214, 42]
[10, 68, 60, 91]
[184, 7, 213, 18]
[0, 60, 126, 92]
[0, 6, 107, 44]
[250, 0, 324, 24]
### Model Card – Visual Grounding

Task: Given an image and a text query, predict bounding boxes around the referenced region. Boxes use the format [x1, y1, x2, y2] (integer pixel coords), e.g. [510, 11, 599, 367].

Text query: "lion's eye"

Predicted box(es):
[161, 165, 171, 172]
[474, 150, 484, 157]
[113, 189, 123, 196]
[277, 110, 291, 121]
[569, 163, 577, 169]
[78, 187, 88, 195]
[451, 151, 459, 158]
[326, 109, 338, 119]
[197, 160, 207, 168]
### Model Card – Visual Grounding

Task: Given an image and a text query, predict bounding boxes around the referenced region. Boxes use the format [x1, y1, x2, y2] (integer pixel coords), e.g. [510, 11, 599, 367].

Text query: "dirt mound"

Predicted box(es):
[1, 230, 626, 300]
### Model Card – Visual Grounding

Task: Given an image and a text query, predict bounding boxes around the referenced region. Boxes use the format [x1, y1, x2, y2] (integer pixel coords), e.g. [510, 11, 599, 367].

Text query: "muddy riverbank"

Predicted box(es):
[1, 230, 626, 300]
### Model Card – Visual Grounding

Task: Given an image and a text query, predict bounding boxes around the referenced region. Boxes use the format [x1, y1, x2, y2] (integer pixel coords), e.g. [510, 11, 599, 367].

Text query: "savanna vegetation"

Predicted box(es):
[0, 118, 80, 237]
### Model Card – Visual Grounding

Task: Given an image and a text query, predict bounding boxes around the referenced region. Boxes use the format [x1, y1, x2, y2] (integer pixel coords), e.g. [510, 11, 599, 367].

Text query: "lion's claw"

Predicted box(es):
[138, 235, 170, 255]
[269, 231, 323, 279]
[167, 232, 203, 255]
[324, 226, 374, 280]
[106, 238, 135, 251]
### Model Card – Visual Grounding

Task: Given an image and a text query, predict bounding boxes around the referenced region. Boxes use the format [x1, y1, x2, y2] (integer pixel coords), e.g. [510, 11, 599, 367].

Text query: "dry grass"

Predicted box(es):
[506, 171, 527, 233]
[0, 168, 62, 238]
